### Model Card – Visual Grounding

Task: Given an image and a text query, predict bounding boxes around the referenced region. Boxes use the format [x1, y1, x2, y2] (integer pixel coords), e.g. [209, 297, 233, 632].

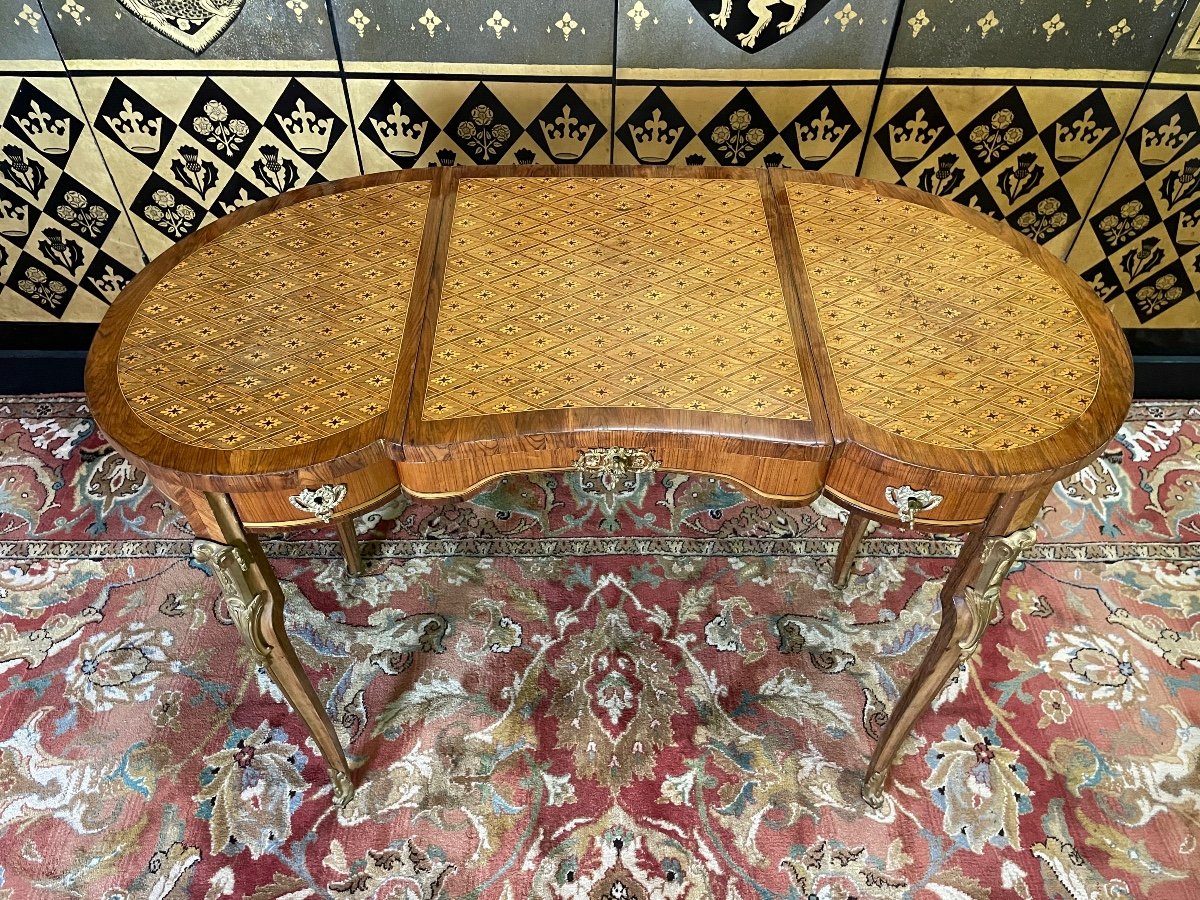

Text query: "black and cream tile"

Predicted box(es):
[347, 79, 611, 171]
[613, 83, 873, 172]
[859, 82, 1143, 257]
[0, 75, 144, 321]
[73, 75, 360, 257]
[1067, 86, 1200, 328]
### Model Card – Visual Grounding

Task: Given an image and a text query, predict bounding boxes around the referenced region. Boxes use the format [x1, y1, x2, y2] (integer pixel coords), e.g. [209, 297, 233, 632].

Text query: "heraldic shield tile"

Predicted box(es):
[0, 76, 143, 321]
[115, 0, 246, 55]
[682, 0, 837, 53]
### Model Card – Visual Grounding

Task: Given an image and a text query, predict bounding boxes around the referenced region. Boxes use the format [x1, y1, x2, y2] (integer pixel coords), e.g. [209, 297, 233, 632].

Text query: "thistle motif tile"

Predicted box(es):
[860, 82, 1142, 258]
[424, 176, 809, 421]
[0, 76, 143, 321]
[347, 79, 611, 172]
[1066, 85, 1200, 327]
[788, 182, 1101, 451]
[74, 75, 361, 258]
[116, 181, 432, 450]
[614, 83, 873, 172]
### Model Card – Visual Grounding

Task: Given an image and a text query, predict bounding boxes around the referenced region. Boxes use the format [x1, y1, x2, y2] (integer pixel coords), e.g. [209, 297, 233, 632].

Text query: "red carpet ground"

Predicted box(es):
[0, 395, 1197, 899]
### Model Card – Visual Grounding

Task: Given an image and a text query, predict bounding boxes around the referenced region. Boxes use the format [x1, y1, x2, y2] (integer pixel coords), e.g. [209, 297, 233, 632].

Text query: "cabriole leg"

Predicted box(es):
[194, 492, 356, 805]
[862, 497, 1037, 808]
[833, 510, 871, 587]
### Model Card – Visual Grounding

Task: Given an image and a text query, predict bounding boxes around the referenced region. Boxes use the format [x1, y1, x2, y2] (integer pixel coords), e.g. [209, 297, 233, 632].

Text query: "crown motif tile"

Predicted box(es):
[786, 183, 1100, 452]
[423, 177, 809, 422]
[117, 182, 431, 450]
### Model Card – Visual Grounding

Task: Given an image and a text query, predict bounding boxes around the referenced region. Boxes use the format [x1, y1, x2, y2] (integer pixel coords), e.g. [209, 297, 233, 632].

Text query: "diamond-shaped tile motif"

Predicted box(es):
[423, 176, 808, 421]
[116, 181, 432, 450]
[786, 182, 1100, 452]
[698, 88, 777, 167]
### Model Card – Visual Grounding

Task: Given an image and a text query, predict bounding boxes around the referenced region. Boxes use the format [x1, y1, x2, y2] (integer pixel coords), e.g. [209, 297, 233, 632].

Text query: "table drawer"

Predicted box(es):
[231, 459, 402, 528]
[824, 457, 1000, 528]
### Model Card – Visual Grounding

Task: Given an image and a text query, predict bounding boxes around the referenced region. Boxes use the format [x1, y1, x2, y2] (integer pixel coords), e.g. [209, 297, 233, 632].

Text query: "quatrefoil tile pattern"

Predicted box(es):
[788, 182, 1101, 451]
[423, 176, 809, 421]
[116, 181, 431, 450]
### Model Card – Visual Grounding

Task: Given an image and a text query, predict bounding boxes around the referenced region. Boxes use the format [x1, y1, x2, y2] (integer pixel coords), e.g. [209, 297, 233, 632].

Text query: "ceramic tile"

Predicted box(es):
[613, 83, 874, 172]
[0, 75, 144, 322]
[859, 82, 1142, 258]
[1066, 85, 1200, 328]
[347, 79, 611, 172]
[74, 75, 362, 259]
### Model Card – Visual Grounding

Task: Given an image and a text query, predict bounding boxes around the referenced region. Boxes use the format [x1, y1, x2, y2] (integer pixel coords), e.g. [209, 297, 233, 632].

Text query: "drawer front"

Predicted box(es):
[232, 459, 402, 527]
[824, 457, 1000, 528]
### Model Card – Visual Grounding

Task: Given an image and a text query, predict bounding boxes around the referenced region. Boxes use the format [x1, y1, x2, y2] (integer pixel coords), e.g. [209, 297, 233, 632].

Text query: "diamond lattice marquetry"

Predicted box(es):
[423, 177, 809, 421]
[117, 182, 431, 450]
[787, 183, 1100, 452]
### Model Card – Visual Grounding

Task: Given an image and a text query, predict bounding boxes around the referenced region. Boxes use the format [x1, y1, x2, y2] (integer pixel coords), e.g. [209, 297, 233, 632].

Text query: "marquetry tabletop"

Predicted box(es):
[86, 165, 1130, 519]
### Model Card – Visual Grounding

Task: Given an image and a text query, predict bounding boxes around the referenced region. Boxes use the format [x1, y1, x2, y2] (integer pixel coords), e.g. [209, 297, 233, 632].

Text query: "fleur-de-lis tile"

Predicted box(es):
[265, 79, 346, 168]
[782, 87, 859, 171]
[5, 81, 81, 161]
[874, 88, 951, 175]
[1040, 90, 1118, 175]
[531, 85, 606, 163]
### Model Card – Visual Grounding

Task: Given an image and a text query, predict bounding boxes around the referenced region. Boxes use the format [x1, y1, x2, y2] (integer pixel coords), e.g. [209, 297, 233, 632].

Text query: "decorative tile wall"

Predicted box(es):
[1066, 0, 1200, 328]
[0, 1, 144, 322]
[613, 0, 898, 172]
[4, 0, 1200, 330]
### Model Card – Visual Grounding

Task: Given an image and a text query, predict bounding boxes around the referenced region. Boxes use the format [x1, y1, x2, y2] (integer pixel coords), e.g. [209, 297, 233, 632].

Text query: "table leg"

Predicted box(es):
[197, 492, 356, 805]
[334, 516, 364, 576]
[861, 496, 1038, 808]
[833, 510, 871, 587]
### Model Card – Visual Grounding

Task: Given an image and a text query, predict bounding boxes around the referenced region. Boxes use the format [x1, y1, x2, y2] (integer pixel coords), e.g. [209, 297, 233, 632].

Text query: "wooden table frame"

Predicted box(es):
[85, 166, 1133, 808]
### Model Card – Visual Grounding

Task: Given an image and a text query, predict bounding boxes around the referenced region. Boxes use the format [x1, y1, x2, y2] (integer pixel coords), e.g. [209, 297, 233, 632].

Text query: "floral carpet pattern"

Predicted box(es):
[0, 395, 1198, 899]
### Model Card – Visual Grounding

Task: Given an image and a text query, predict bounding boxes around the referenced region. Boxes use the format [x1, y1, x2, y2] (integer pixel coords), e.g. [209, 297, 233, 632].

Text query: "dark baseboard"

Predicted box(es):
[1, 323, 1199, 400]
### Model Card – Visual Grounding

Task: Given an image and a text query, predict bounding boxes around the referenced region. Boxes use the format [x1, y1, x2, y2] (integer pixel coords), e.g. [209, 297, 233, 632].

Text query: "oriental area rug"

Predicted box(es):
[0, 395, 1198, 900]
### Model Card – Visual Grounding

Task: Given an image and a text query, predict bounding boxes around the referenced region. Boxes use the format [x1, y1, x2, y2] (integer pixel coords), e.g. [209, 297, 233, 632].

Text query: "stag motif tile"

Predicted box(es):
[788, 182, 1101, 451]
[115, 181, 432, 450]
[424, 176, 809, 421]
